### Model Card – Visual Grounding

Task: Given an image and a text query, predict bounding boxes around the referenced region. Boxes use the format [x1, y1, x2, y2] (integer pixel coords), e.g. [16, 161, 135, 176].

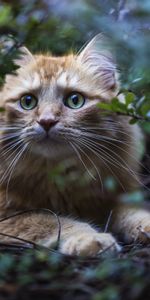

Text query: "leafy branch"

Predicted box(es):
[0, 35, 20, 85]
[98, 91, 150, 124]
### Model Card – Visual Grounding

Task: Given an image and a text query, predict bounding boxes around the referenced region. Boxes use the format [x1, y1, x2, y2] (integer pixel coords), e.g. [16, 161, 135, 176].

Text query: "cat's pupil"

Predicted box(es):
[71, 95, 79, 105]
[25, 96, 32, 106]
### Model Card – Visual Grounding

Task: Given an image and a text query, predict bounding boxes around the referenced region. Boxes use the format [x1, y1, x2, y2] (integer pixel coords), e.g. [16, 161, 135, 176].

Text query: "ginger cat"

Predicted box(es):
[0, 35, 149, 256]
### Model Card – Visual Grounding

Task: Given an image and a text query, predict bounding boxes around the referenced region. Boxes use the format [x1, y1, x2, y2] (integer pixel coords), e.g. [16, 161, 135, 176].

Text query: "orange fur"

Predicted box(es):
[0, 35, 149, 256]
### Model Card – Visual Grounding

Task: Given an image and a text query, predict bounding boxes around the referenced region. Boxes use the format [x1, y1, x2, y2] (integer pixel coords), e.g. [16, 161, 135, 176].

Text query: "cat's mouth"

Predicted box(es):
[29, 136, 67, 159]
[37, 132, 64, 145]
[20, 124, 70, 158]
[35, 140, 73, 161]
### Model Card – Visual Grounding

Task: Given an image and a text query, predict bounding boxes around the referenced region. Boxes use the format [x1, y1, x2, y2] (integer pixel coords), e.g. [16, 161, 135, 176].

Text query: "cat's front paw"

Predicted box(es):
[60, 233, 121, 256]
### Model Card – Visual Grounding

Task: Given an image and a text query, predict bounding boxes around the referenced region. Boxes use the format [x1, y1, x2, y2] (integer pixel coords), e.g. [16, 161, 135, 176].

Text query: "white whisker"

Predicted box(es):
[74, 142, 103, 189]
[74, 137, 126, 191]
[0, 141, 24, 184]
[77, 136, 149, 191]
[67, 139, 96, 181]
[0, 139, 23, 158]
[6, 143, 28, 205]
[79, 132, 149, 174]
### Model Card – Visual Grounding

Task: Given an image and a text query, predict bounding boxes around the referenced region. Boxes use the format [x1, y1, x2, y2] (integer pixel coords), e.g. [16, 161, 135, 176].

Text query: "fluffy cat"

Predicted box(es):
[0, 35, 149, 256]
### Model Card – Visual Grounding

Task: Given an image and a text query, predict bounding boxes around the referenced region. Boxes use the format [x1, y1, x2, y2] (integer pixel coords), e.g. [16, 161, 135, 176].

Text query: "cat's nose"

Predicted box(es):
[37, 117, 58, 132]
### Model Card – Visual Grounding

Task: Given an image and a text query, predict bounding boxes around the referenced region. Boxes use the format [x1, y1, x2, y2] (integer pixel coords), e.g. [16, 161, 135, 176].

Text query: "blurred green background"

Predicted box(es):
[0, 0, 150, 93]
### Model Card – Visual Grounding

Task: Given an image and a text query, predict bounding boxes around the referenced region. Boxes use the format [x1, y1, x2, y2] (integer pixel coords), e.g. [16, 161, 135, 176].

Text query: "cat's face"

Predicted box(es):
[0, 35, 119, 160]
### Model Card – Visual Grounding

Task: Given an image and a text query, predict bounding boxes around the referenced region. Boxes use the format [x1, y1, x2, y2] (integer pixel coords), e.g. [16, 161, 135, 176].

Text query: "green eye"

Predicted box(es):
[20, 94, 38, 110]
[64, 93, 85, 109]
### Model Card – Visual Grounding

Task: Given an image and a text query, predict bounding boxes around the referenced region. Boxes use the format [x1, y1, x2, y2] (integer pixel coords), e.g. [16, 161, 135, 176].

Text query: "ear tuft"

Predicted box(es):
[14, 46, 34, 67]
[78, 34, 119, 93]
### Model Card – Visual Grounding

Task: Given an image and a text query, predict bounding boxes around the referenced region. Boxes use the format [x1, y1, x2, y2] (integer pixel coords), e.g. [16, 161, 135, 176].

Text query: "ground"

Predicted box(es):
[0, 242, 149, 300]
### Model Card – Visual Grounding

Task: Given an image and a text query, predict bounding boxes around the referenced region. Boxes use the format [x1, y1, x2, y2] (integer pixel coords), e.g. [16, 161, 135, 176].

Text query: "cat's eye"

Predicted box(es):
[64, 92, 85, 109]
[20, 94, 38, 110]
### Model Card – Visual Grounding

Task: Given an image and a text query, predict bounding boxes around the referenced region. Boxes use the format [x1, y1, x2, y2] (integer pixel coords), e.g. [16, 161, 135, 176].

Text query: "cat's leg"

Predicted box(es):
[0, 213, 120, 256]
[56, 217, 121, 256]
[112, 204, 150, 243]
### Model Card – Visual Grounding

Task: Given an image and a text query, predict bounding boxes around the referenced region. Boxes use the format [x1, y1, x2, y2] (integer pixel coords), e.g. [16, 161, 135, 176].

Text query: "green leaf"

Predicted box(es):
[129, 118, 137, 124]
[0, 5, 12, 26]
[125, 92, 135, 105]
[111, 98, 127, 113]
[97, 102, 112, 111]
[0, 107, 5, 112]
[141, 121, 150, 133]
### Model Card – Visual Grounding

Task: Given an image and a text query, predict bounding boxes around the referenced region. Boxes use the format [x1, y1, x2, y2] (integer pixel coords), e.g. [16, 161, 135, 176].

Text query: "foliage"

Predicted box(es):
[0, 245, 149, 300]
[98, 91, 150, 124]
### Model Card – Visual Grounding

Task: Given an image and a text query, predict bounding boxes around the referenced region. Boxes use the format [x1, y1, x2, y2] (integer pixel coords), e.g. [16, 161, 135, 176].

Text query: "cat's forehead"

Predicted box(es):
[17, 54, 80, 94]
[2, 54, 80, 101]
[34, 55, 79, 88]
[34, 55, 71, 77]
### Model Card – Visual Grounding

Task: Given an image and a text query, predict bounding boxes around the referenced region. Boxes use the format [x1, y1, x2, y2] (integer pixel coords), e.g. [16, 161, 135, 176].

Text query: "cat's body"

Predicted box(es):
[0, 35, 149, 256]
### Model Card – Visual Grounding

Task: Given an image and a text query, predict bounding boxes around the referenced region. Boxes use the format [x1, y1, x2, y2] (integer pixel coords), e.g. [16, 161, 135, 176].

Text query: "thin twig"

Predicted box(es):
[0, 232, 58, 254]
[116, 0, 127, 21]
[104, 210, 113, 233]
[0, 208, 62, 251]
[115, 111, 150, 122]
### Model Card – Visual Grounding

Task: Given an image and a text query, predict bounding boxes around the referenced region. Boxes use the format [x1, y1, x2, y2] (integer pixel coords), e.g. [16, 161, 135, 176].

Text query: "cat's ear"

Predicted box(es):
[77, 34, 119, 92]
[14, 46, 34, 67]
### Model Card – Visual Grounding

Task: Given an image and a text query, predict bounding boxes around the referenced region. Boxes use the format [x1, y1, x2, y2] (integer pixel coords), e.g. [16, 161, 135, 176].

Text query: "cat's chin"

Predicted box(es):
[29, 138, 71, 160]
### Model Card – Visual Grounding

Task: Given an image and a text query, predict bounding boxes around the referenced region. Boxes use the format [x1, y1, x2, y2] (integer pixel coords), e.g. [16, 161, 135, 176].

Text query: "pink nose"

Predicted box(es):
[37, 117, 58, 132]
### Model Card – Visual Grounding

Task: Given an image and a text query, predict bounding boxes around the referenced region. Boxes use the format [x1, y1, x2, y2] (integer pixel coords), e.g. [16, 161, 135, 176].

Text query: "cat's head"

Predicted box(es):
[0, 35, 119, 160]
